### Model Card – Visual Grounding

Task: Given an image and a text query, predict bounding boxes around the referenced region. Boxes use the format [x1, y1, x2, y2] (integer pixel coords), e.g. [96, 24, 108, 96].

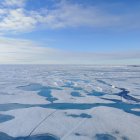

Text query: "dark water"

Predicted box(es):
[71, 91, 83, 97]
[18, 83, 62, 103]
[0, 114, 14, 123]
[117, 88, 140, 103]
[0, 132, 59, 140]
[38, 88, 58, 103]
[66, 113, 92, 118]
[94, 133, 116, 140]
[0, 103, 34, 111]
[87, 91, 105, 97]
[94, 133, 129, 140]
[96, 80, 140, 103]
[17, 84, 42, 91]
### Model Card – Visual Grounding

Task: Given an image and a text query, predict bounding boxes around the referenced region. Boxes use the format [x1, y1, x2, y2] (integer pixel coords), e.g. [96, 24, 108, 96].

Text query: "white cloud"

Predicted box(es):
[0, 0, 139, 34]
[2, 0, 26, 7]
[0, 8, 39, 33]
[0, 0, 39, 33]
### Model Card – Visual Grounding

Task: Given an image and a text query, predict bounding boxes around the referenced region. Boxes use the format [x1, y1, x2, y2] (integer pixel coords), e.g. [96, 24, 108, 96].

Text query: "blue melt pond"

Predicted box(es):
[94, 133, 116, 140]
[0, 132, 60, 140]
[17, 83, 60, 103]
[0, 114, 14, 123]
[66, 113, 92, 118]
[71, 91, 83, 97]
[88, 91, 105, 96]
[18, 83, 42, 91]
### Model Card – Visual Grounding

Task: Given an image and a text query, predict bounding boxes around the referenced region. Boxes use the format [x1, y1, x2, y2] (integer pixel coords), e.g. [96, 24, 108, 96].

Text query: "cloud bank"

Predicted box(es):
[0, 37, 140, 64]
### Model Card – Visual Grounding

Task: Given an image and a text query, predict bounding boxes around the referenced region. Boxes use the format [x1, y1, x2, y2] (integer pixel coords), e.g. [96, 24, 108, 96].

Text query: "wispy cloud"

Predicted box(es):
[0, 37, 140, 64]
[0, 0, 139, 34]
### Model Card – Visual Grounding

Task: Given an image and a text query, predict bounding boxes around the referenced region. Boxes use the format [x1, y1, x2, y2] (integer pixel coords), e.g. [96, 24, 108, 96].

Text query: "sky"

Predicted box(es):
[0, 0, 140, 64]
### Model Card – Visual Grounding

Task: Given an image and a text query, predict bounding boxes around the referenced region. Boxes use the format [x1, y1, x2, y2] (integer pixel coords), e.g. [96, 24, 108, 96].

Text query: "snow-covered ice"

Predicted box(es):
[0, 65, 140, 140]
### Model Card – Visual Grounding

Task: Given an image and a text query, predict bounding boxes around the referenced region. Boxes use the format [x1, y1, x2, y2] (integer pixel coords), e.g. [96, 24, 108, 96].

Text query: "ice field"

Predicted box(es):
[0, 65, 140, 140]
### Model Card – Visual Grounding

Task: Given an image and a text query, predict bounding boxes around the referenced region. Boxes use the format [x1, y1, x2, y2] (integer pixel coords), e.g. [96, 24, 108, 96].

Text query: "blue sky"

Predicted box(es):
[0, 0, 140, 64]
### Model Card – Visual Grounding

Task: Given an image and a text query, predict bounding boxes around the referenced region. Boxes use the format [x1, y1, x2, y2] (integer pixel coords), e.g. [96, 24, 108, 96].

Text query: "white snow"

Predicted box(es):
[0, 65, 139, 140]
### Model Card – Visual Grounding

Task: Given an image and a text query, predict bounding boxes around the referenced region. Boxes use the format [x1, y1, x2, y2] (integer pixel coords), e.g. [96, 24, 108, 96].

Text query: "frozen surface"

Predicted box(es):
[0, 65, 140, 140]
